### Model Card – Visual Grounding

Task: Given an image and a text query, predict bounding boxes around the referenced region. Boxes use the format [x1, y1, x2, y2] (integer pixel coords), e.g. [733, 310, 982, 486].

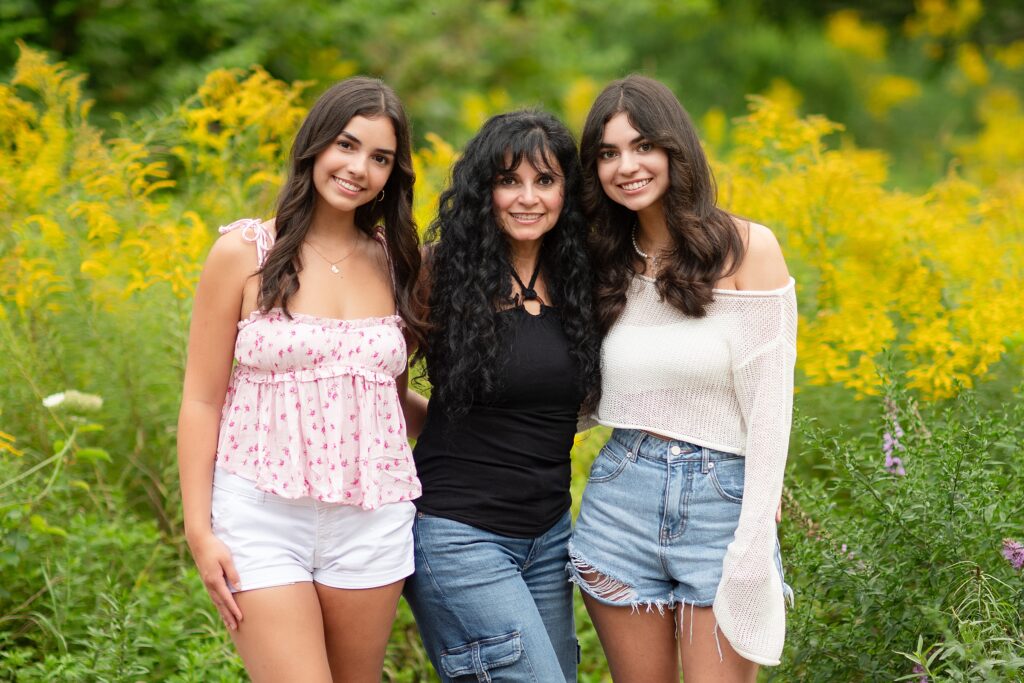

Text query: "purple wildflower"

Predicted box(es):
[883, 398, 907, 476]
[1002, 538, 1024, 571]
[884, 449, 906, 476]
[912, 663, 928, 682]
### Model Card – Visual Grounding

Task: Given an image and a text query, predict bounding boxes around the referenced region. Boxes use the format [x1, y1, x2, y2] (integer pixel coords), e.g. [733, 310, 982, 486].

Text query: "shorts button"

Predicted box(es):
[670, 445, 682, 455]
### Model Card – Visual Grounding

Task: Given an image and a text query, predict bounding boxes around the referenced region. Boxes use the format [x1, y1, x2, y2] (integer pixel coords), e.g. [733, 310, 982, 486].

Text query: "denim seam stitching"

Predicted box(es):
[708, 466, 743, 504]
[416, 519, 536, 680]
[414, 519, 479, 645]
[657, 452, 673, 554]
[587, 452, 630, 484]
[666, 461, 693, 543]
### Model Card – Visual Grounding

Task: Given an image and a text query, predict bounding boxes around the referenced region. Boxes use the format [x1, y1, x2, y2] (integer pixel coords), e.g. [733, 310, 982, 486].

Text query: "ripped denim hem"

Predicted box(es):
[566, 548, 689, 615]
[568, 548, 733, 662]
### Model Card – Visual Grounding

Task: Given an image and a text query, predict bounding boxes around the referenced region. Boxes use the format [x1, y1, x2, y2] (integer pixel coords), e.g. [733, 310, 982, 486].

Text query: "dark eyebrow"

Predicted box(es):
[598, 135, 646, 148]
[339, 131, 395, 156]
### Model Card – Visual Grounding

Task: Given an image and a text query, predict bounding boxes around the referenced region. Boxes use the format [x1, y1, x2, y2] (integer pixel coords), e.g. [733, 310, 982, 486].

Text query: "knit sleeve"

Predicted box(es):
[712, 284, 797, 666]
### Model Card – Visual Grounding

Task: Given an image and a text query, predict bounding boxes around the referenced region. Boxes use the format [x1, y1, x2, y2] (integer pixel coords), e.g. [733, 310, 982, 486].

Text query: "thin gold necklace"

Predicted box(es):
[304, 236, 360, 275]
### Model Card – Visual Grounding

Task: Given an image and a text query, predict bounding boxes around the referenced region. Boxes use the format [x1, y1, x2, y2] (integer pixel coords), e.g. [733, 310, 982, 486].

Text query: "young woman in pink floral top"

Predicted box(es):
[178, 77, 425, 682]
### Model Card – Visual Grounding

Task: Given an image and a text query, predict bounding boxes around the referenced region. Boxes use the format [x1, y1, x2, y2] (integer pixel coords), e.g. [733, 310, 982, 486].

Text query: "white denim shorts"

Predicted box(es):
[211, 469, 416, 592]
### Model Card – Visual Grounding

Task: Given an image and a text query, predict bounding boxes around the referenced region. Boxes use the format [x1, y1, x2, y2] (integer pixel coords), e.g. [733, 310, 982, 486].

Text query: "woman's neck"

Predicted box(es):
[508, 238, 543, 273]
[307, 203, 361, 245]
[635, 208, 671, 254]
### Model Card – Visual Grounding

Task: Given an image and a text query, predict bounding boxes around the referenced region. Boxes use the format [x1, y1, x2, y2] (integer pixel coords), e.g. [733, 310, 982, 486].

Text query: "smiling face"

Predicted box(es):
[492, 154, 565, 246]
[312, 115, 397, 218]
[596, 112, 670, 217]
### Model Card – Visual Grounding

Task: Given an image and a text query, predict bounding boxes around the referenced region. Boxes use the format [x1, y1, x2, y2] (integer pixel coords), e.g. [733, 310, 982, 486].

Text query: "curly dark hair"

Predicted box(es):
[258, 76, 425, 347]
[421, 109, 601, 418]
[581, 75, 745, 334]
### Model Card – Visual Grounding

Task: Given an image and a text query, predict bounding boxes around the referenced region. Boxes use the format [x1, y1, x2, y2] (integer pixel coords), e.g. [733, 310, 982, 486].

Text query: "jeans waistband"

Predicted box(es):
[609, 428, 739, 466]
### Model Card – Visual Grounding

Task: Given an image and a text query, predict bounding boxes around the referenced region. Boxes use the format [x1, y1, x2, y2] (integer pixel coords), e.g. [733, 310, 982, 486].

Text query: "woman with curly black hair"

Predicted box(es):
[402, 109, 601, 682]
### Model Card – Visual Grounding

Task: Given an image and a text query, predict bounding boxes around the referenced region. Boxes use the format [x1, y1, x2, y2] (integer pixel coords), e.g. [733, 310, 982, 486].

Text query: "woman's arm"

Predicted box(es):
[713, 222, 796, 664]
[399, 371, 429, 439]
[177, 230, 252, 630]
[738, 222, 788, 527]
[399, 242, 434, 439]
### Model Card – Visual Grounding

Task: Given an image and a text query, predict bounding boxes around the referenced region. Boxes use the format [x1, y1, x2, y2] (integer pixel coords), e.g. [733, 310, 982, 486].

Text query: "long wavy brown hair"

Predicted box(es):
[257, 76, 425, 346]
[581, 75, 745, 334]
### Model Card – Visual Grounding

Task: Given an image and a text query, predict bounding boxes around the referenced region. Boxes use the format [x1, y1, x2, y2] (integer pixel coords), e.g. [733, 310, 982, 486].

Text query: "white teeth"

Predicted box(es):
[621, 179, 651, 191]
[512, 213, 543, 221]
[332, 176, 362, 192]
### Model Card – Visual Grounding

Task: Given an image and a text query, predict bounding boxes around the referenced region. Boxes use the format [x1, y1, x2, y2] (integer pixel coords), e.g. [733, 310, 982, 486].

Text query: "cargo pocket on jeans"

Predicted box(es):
[440, 631, 522, 680]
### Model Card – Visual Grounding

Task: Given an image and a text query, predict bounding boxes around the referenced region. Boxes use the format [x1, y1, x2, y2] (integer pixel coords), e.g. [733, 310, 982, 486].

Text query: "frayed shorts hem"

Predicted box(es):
[566, 548, 715, 612]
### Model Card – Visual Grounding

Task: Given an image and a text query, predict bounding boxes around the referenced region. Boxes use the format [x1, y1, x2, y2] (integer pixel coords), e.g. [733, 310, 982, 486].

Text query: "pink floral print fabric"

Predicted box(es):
[213, 219, 421, 509]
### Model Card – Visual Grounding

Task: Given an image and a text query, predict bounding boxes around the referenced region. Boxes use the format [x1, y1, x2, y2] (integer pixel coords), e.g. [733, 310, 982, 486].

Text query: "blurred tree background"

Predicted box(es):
[3, 0, 1023, 185]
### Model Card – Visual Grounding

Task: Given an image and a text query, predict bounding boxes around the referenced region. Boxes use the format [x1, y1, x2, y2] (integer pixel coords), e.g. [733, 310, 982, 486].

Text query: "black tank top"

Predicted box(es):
[413, 305, 582, 538]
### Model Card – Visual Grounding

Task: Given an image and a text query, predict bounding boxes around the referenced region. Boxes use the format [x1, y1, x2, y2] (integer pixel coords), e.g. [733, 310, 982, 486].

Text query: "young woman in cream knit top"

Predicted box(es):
[568, 75, 796, 682]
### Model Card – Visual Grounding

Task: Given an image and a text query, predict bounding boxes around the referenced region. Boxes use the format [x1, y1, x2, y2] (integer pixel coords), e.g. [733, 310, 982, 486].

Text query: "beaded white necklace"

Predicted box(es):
[631, 224, 663, 272]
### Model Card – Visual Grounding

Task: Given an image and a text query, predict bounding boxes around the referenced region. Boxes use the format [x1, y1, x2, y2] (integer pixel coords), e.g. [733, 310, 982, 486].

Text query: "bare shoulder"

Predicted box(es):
[205, 225, 260, 276]
[365, 226, 392, 269]
[263, 217, 277, 235]
[735, 221, 790, 291]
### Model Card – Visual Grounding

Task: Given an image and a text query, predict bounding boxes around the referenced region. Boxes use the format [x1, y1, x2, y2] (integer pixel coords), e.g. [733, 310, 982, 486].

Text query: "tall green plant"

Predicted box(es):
[773, 379, 1024, 681]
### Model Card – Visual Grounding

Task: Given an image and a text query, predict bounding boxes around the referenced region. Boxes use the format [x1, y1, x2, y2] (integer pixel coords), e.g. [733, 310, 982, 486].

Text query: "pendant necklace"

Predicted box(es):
[305, 237, 359, 275]
[632, 224, 662, 273]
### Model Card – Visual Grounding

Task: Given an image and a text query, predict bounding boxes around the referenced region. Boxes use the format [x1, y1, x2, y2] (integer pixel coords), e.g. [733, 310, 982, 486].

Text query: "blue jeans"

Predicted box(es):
[403, 511, 577, 682]
[569, 429, 790, 609]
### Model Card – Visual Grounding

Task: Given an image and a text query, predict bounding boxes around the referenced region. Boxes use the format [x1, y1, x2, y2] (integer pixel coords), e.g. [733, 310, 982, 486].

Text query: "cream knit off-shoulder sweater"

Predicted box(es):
[593, 274, 797, 666]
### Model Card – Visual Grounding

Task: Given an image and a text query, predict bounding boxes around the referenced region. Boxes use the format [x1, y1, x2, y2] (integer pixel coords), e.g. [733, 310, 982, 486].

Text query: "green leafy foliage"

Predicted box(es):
[2, 3, 1023, 679]
[772, 382, 1024, 681]
[4, 1, 1023, 185]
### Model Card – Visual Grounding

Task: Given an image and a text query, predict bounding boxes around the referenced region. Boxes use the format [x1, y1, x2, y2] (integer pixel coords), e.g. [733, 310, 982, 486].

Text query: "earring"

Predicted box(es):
[377, 189, 385, 202]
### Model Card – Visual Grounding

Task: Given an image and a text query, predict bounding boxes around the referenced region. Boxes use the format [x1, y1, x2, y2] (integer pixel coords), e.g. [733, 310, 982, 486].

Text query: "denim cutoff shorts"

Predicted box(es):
[211, 469, 416, 592]
[568, 429, 788, 610]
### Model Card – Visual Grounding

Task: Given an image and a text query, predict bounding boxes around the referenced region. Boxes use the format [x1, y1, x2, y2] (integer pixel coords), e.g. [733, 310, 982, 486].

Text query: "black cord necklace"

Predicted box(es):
[510, 258, 542, 304]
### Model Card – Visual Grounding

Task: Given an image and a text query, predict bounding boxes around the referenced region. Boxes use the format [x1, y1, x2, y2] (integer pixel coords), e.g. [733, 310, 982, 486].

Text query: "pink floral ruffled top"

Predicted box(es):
[213, 218, 421, 509]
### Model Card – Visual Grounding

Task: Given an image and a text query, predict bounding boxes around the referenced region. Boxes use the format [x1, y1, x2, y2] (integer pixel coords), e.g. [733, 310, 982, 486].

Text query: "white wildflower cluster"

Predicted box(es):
[41, 390, 104, 413]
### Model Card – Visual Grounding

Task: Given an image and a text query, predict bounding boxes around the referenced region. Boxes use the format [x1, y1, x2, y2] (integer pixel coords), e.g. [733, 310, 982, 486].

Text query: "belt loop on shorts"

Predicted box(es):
[701, 447, 711, 474]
